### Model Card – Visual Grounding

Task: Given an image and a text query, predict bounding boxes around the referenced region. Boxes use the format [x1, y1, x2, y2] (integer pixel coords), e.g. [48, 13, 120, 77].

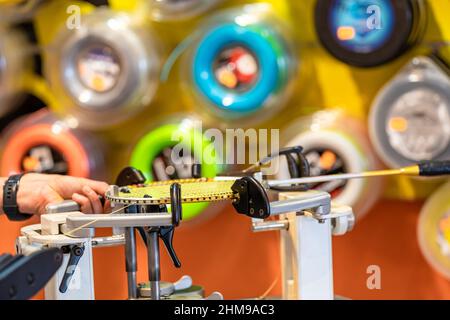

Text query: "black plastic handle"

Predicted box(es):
[170, 183, 182, 225]
[191, 164, 202, 179]
[116, 167, 146, 187]
[0, 248, 63, 300]
[419, 161, 450, 176]
[59, 246, 84, 294]
[159, 227, 181, 268]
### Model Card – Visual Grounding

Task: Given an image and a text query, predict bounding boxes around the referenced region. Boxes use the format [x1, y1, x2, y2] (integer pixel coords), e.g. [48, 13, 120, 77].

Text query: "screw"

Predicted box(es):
[73, 247, 83, 256]
[9, 285, 17, 298]
[61, 246, 70, 254]
[55, 252, 63, 263]
[26, 273, 35, 286]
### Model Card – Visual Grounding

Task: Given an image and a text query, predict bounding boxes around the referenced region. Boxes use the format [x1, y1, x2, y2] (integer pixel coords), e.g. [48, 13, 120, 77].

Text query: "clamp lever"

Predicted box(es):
[266, 146, 310, 179]
[159, 227, 181, 268]
[59, 245, 84, 293]
[269, 146, 311, 191]
[158, 183, 182, 268]
[116, 167, 146, 186]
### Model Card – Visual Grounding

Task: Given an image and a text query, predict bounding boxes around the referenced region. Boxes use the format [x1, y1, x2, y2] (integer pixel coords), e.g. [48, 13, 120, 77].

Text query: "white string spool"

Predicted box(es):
[369, 56, 450, 169]
[277, 110, 382, 220]
[45, 8, 161, 130]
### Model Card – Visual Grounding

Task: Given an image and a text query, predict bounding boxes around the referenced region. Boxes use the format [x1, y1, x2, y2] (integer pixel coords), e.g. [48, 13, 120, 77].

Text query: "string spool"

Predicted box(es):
[0, 25, 33, 118]
[129, 116, 223, 221]
[277, 110, 382, 220]
[45, 8, 161, 130]
[315, 0, 427, 67]
[369, 56, 450, 169]
[183, 4, 297, 126]
[0, 0, 45, 23]
[0, 109, 105, 179]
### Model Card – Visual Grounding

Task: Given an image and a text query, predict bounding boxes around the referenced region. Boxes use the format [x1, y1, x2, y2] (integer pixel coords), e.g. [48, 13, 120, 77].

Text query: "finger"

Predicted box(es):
[37, 185, 64, 215]
[54, 176, 109, 199]
[72, 193, 93, 214]
[82, 186, 103, 214]
[103, 200, 112, 214]
[82, 179, 109, 195]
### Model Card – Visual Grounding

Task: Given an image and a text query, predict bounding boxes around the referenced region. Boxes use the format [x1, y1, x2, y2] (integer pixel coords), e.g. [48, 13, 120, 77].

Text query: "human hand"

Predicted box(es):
[16, 173, 110, 215]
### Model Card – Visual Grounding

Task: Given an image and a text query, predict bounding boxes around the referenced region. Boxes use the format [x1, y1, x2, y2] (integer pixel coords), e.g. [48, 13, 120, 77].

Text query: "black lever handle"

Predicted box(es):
[280, 147, 310, 178]
[192, 164, 202, 179]
[269, 146, 311, 192]
[256, 146, 310, 179]
[170, 183, 182, 225]
[59, 245, 84, 293]
[285, 152, 300, 178]
[259, 146, 304, 166]
[158, 183, 182, 268]
[159, 227, 181, 268]
[116, 167, 147, 186]
[419, 161, 450, 176]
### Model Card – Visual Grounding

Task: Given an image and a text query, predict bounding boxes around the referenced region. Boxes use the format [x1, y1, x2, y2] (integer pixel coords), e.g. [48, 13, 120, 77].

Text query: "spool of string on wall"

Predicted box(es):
[128, 115, 224, 223]
[369, 55, 450, 170]
[0, 24, 30, 118]
[146, 0, 222, 22]
[0, 0, 46, 23]
[0, 22, 47, 130]
[44, 7, 162, 130]
[276, 109, 382, 220]
[177, 3, 297, 128]
[368, 52, 450, 199]
[417, 181, 450, 281]
[0, 109, 105, 180]
[314, 0, 427, 67]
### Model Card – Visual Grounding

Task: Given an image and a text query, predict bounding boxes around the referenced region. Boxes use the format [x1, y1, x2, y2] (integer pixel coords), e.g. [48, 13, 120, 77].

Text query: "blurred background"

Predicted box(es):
[0, 0, 449, 299]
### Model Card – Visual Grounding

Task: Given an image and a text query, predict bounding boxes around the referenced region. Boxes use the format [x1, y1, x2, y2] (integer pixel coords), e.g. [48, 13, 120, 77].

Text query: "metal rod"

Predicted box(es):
[147, 231, 160, 300]
[125, 227, 138, 299]
[252, 220, 289, 232]
[150, 281, 160, 301]
[268, 166, 419, 187]
[269, 191, 331, 216]
[66, 214, 173, 230]
[91, 235, 125, 248]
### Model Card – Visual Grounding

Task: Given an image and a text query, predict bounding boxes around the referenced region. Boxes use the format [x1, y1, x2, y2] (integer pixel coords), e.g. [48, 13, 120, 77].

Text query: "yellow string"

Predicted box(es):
[62, 204, 134, 238]
[258, 276, 279, 300]
[41, 204, 134, 247]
